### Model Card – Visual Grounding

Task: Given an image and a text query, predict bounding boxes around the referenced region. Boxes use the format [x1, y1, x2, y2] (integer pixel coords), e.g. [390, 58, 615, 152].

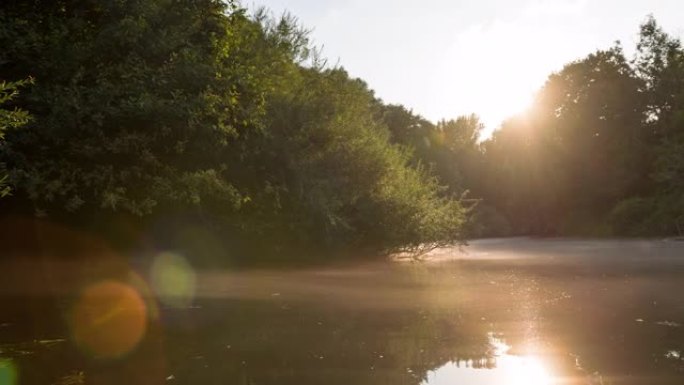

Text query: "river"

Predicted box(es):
[1, 238, 684, 384]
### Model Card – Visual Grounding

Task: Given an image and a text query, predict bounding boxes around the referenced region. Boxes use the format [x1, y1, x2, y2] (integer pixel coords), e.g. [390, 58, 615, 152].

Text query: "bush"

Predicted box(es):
[609, 196, 684, 237]
[465, 203, 512, 238]
[610, 197, 656, 236]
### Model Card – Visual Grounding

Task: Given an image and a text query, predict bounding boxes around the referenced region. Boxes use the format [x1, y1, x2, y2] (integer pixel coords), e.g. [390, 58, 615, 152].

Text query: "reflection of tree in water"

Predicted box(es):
[0, 222, 494, 385]
[487, 260, 684, 385]
[452, 357, 497, 369]
[161, 300, 494, 385]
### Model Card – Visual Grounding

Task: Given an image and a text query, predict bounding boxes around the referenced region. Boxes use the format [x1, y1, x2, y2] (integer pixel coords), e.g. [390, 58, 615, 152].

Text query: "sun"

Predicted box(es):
[438, 19, 563, 139]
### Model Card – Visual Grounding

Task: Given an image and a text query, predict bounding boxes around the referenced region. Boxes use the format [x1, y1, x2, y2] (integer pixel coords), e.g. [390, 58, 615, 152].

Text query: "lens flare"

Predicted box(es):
[70, 280, 147, 359]
[150, 252, 196, 308]
[0, 359, 17, 385]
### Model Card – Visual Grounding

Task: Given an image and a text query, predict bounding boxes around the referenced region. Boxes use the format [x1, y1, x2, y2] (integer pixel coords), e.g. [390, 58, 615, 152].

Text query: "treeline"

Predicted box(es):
[0, 0, 465, 263]
[385, 17, 684, 238]
[0, 2, 681, 264]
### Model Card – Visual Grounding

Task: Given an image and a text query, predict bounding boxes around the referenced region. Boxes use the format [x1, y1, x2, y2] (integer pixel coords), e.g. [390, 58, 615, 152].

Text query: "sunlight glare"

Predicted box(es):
[492, 338, 552, 385]
[506, 356, 552, 385]
[423, 337, 554, 385]
[434, 14, 571, 139]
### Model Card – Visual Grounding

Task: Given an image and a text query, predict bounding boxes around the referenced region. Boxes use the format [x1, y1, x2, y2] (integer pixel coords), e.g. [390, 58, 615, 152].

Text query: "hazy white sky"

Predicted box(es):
[247, 0, 683, 137]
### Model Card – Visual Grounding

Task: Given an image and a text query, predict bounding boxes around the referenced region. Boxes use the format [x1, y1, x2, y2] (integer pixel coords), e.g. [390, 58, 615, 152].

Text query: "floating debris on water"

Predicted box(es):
[54, 370, 85, 385]
[656, 321, 681, 328]
[37, 338, 67, 346]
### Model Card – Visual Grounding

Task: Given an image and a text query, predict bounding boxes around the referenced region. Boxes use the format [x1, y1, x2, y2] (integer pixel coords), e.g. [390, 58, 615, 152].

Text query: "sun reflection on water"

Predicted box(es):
[423, 335, 554, 385]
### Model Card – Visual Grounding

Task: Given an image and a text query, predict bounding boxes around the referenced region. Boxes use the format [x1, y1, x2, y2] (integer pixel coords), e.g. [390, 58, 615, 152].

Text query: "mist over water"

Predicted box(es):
[1, 238, 684, 384]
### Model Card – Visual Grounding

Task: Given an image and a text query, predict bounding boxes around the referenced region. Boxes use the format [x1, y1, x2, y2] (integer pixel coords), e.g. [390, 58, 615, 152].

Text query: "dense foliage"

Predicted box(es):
[0, 79, 31, 197]
[383, 17, 684, 238]
[475, 18, 684, 237]
[1, 1, 682, 264]
[0, 0, 464, 262]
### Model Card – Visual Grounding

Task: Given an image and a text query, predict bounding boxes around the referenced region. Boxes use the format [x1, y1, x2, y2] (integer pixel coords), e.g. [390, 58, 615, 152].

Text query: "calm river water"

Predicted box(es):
[1, 238, 684, 384]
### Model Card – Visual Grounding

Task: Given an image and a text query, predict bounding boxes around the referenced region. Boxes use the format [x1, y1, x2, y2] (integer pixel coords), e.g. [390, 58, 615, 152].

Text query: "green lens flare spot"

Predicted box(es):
[0, 359, 17, 385]
[150, 252, 197, 308]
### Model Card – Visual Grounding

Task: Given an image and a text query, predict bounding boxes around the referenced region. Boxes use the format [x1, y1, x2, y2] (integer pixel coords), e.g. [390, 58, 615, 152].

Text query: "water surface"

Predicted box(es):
[1, 238, 684, 384]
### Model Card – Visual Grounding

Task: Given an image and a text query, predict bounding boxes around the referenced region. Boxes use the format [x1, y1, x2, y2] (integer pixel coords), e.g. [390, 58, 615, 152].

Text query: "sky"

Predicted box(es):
[247, 0, 684, 138]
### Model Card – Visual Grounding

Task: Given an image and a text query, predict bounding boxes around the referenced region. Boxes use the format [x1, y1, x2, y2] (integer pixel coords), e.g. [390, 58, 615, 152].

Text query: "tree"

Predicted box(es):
[0, 0, 265, 217]
[0, 1, 466, 261]
[0, 79, 31, 197]
[634, 16, 684, 139]
[632, 17, 684, 235]
[476, 45, 648, 235]
[239, 66, 465, 256]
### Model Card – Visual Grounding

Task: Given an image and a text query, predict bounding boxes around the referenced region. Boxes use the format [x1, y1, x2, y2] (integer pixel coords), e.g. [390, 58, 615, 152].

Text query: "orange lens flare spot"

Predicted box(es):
[71, 280, 147, 359]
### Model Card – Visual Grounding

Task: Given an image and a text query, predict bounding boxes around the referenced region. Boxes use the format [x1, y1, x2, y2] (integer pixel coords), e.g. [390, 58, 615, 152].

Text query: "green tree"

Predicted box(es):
[635, 16, 684, 139]
[241, 66, 465, 256]
[477, 45, 647, 235]
[0, 1, 466, 261]
[0, 79, 31, 197]
[0, 0, 263, 217]
[632, 17, 684, 235]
